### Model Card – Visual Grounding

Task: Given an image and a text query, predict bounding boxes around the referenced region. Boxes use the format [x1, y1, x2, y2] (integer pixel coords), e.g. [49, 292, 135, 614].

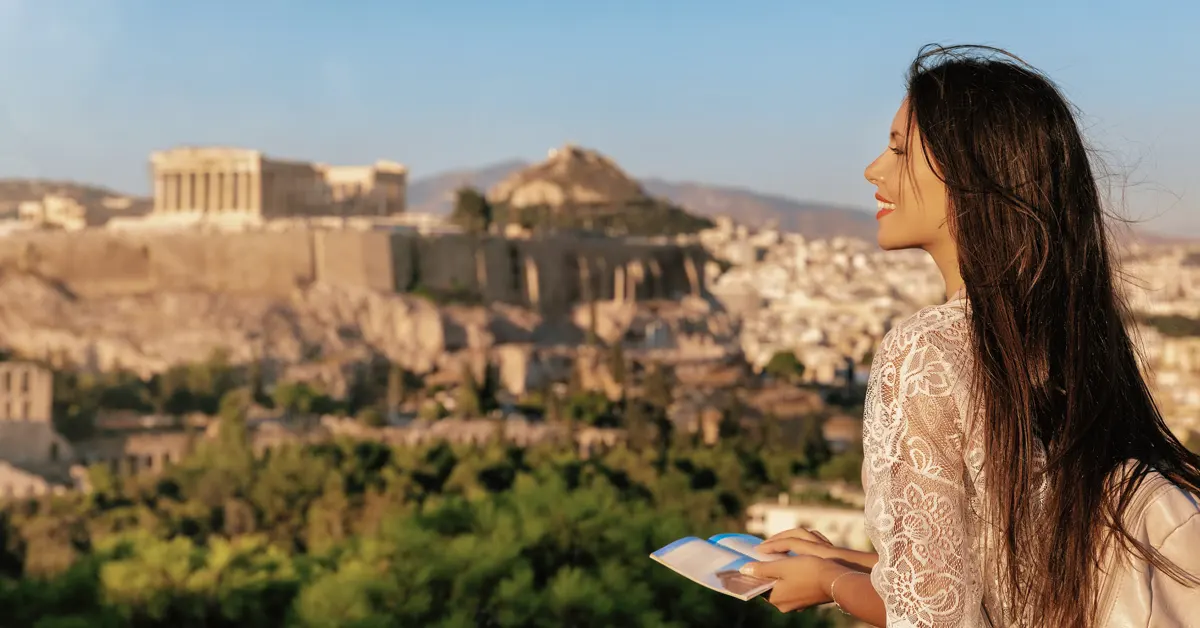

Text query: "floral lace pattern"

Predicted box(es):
[863, 298, 996, 627]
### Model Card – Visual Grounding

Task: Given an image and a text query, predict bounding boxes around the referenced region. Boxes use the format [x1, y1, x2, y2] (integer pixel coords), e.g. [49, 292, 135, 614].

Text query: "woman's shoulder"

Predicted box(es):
[1100, 470, 1200, 626]
[1135, 472, 1200, 544]
[879, 299, 971, 361]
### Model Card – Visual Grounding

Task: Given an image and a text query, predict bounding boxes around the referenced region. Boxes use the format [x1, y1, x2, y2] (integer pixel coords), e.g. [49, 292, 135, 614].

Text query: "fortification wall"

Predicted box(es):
[389, 233, 417, 291]
[0, 230, 316, 297]
[314, 230, 394, 292]
[478, 239, 522, 304]
[413, 235, 480, 293]
[150, 231, 316, 295]
[0, 231, 157, 296]
[0, 230, 708, 310]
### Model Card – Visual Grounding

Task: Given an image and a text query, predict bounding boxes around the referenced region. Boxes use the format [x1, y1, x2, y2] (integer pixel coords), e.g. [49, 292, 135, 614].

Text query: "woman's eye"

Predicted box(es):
[890, 146, 904, 155]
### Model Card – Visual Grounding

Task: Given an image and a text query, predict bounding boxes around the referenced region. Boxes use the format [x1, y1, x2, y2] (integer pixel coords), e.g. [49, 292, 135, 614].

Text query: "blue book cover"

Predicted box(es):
[649, 533, 785, 600]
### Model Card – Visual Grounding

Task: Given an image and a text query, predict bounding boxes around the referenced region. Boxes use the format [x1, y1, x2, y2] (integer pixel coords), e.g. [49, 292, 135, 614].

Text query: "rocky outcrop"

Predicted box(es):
[0, 266, 737, 396]
[0, 270, 494, 387]
[487, 145, 650, 209]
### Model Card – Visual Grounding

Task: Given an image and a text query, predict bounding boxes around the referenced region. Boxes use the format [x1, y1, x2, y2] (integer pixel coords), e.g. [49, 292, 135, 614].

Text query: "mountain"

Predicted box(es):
[406, 160, 528, 215]
[0, 179, 147, 216]
[406, 161, 877, 240]
[640, 178, 876, 240]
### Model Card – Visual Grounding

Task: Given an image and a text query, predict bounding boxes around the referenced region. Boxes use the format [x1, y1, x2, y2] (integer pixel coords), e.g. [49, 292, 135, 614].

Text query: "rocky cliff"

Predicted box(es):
[0, 266, 736, 395]
[0, 269, 529, 389]
[485, 145, 712, 236]
[487, 145, 650, 209]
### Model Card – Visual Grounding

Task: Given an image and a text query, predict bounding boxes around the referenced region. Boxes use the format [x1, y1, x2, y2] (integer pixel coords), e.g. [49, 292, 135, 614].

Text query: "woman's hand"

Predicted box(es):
[739, 555, 852, 613]
[758, 527, 835, 558]
[757, 527, 879, 572]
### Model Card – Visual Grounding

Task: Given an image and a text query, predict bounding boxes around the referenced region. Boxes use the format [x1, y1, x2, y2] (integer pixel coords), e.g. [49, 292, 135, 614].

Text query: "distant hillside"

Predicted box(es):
[0, 179, 148, 217]
[407, 161, 877, 240]
[641, 178, 876, 240]
[406, 160, 528, 215]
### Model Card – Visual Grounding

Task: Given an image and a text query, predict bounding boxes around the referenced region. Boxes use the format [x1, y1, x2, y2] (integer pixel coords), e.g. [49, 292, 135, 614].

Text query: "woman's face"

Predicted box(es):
[864, 99, 953, 252]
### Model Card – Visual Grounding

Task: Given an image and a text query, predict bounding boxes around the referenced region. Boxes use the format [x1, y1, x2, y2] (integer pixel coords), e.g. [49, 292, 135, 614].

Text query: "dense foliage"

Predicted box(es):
[449, 184, 713, 236]
[497, 199, 714, 236]
[0, 408, 844, 627]
[1136, 313, 1200, 338]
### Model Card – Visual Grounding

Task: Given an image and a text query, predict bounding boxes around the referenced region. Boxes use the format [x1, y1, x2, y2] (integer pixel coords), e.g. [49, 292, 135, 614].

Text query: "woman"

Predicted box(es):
[738, 45, 1200, 627]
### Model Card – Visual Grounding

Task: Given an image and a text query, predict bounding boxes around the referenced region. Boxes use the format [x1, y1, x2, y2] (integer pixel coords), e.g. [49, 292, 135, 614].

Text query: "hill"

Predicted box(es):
[0, 179, 149, 218]
[479, 145, 712, 236]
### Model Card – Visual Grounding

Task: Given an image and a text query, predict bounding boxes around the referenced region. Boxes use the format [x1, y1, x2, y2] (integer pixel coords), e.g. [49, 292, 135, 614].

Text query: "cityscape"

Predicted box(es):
[1, 2, 1197, 626]
[0, 138, 1198, 625]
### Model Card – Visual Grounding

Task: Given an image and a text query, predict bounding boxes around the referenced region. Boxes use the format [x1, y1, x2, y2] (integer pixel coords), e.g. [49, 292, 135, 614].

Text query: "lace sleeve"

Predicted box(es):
[863, 318, 982, 627]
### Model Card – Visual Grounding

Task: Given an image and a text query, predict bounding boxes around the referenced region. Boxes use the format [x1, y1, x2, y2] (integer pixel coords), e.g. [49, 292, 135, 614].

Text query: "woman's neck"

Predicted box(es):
[926, 241, 964, 301]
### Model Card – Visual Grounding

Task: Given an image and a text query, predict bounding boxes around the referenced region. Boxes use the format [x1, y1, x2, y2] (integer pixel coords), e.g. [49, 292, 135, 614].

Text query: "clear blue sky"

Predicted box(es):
[1, 0, 1197, 232]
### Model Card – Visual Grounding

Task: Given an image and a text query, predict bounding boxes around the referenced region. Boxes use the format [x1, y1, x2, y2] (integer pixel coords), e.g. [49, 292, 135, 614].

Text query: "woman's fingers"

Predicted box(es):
[756, 537, 825, 557]
[763, 527, 832, 546]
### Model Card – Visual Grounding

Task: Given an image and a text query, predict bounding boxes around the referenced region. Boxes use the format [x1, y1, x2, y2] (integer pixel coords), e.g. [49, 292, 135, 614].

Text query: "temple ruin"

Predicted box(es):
[149, 146, 407, 220]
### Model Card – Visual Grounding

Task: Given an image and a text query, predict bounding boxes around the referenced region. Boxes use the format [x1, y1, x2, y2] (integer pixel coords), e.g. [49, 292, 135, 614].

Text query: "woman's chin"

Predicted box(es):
[876, 231, 903, 251]
[876, 231, 921, 252]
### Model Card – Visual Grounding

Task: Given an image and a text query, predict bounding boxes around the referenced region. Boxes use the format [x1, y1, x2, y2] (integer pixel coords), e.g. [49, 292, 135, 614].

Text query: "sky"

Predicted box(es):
[1, 0, 1197, 232]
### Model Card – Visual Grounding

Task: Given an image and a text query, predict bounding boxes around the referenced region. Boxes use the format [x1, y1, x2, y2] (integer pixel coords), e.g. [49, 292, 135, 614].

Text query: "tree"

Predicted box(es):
[247, 359, 269, 406]
[760, 412, 783, 451]
[798, 416, 832, 471]
[718, 395, 744, 442]
[456, 364, 483, 418]
[450, 186, 493, 233]
[643, 363, 674, 411]
[385, 364, 409, 417]
[357, 407, 386, 428]
[765, 350, 806, 383]
[623, 400, 654, 451]
[607, 343, 627, 395]
[272, 381, 332, 417]
[818, 444, 865, 485]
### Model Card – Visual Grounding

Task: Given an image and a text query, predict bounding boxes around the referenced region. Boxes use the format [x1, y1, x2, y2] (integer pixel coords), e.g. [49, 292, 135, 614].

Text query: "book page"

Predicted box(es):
[708, 533, 785, 562]
[649, 537, 775, 601]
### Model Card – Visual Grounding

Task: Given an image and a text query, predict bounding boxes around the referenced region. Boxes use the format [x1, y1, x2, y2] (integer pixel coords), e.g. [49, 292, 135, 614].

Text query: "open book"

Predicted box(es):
[649, 533, 784, 600]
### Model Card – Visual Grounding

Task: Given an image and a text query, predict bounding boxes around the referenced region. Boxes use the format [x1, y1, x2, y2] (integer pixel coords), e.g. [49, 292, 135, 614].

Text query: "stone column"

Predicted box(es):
[249, 171, 263, 215]
[227, 172, 239, 210]
[153, 174, 165, 213]
[180, 172, 193, 212]
[164, 173, 178, 211]
[209, 171, 222, 213]
[197, 172, 209, 213]
[238, 171, 252, 213]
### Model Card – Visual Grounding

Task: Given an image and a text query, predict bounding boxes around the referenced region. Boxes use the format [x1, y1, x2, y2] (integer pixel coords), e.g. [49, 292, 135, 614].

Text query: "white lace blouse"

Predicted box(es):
[861, 295, 1200, 627]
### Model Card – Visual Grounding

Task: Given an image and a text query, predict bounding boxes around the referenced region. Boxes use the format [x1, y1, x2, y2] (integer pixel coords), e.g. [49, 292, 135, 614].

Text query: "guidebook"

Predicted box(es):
[649, 533, 785, 600]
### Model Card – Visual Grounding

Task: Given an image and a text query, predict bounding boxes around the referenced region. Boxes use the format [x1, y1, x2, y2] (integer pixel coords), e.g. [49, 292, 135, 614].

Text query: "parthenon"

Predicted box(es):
[149, 147, 407, 219]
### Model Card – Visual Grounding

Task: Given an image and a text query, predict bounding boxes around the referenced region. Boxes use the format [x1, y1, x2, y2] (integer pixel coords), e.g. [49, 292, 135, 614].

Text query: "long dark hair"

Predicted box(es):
[905, 44, 1200, 627]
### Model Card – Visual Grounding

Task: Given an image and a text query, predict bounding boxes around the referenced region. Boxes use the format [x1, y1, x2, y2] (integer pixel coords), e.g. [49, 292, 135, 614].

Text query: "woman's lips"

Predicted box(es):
[874, 193, 896, 220]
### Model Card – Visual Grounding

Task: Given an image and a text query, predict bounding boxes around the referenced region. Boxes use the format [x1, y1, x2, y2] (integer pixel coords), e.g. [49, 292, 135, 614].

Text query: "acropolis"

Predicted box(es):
[148, 146, 407, 223]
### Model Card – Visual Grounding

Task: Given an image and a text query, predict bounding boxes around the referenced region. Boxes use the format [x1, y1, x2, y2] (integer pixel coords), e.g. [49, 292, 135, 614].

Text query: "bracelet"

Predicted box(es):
[828, 571, 860, 616]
